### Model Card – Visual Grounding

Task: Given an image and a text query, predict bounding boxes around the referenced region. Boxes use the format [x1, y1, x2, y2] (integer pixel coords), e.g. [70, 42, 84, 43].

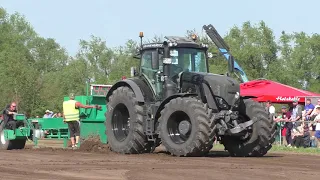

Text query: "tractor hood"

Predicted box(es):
[180, 72, 240, 106]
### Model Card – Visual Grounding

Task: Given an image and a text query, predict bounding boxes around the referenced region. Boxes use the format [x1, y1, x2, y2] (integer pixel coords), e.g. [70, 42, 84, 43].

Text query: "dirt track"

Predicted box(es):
[0, 139, 319, 180]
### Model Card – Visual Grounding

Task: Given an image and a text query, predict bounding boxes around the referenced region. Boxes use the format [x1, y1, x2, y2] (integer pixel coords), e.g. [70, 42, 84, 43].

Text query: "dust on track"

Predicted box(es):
[0, 138, 319, 180]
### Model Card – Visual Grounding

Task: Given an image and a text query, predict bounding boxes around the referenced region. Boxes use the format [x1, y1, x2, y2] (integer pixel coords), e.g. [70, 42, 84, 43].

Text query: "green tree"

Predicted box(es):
[224, 21, 278, 80]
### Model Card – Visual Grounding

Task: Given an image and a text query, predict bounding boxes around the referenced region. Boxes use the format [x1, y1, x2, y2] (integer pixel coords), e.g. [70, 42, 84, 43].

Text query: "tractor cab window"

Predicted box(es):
[141, 50, 153, 69]
[140, 49, 163, 97]
[141, 49, 161, 85]
[170, 48, 207, 74]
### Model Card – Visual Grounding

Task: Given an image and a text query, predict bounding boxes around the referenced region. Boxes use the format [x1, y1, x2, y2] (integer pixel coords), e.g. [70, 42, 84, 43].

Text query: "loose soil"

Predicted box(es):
[0, 138, 319, 180]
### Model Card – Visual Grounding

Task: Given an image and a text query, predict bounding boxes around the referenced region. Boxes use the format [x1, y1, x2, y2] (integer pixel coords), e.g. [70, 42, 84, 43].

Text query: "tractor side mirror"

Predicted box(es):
[228, 55, 235, 73]
[151, 51, 159, 69]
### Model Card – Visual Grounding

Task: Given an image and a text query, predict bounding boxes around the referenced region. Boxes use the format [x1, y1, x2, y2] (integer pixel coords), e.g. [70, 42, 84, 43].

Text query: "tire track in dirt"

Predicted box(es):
[0, 149, 319, 180]
[1, 139, 319, 180]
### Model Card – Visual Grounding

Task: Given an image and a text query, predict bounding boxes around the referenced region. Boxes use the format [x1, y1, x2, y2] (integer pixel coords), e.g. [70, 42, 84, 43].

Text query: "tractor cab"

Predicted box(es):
[136, 33, 211, 100]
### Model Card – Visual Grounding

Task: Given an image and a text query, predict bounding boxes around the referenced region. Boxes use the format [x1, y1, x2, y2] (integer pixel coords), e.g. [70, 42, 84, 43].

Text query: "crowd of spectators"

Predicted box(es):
[42, 109, 62, 118]
[268, 98, 320, 148]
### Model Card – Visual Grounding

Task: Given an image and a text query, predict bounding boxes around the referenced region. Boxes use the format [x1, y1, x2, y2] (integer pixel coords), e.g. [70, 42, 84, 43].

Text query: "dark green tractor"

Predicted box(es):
[105, 26, 276, 157]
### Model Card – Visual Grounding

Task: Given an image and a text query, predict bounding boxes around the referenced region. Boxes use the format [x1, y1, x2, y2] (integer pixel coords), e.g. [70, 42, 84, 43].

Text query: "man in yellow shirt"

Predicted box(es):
[63, 93, 101, 149]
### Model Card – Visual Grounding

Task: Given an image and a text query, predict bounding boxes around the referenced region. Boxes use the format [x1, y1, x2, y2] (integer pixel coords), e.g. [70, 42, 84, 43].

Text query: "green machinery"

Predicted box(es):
[64, 83, 110, 144]
[0, 83, 111, 150]
[31, 83, 111, 148]
[0, 114, 32, 150]
[30, 117, 69, 147]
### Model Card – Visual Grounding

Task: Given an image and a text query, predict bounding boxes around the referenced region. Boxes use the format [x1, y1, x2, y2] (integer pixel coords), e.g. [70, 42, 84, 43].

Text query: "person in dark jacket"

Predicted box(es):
[1, 102, 23, 134]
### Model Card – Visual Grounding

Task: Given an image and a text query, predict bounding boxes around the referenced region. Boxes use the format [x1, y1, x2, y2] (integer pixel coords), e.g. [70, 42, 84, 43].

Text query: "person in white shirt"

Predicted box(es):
[266, 101, 275, 114]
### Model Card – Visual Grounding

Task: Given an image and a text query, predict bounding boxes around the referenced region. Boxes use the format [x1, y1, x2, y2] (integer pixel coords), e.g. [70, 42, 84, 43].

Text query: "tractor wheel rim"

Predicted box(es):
[167, 111, 191, 144]
[0, 132, 5, 145]
[111, 103, 130, 142]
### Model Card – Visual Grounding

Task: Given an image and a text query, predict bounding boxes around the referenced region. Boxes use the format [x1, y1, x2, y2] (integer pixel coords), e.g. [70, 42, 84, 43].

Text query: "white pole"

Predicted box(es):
[279, 123, 281, 146]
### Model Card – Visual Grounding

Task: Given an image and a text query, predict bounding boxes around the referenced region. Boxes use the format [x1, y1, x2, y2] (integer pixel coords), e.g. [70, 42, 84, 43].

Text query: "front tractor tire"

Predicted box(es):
[222, 98, 276, 157]
[159, 97, 214, 157]
[106, 86, 151, 154]
[0, 128, 26, 150]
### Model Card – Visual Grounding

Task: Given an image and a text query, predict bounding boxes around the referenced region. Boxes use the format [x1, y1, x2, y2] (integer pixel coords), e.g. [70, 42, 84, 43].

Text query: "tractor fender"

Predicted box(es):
[154, 93, 197, 121]
[106, 79, 145, 103]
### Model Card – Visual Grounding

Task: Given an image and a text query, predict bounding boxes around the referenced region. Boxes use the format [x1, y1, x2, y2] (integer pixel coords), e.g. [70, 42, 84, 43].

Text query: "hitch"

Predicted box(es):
[228, 117, 258, 134]
[214, 110, 259, 136]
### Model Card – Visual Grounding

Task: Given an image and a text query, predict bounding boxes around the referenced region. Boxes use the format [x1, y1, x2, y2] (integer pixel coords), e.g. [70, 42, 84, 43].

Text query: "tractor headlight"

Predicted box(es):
[235, 92, 240, 100]
[215, 96, 229, 110]
[232, 92, 241, 108]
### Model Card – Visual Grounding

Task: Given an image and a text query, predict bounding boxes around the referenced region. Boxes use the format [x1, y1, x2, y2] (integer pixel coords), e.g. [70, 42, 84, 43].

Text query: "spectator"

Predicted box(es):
[308, 99, 320, 133]
[274, 112, 283, 121]
[290, 99, 303, 127]
[291, 122, 306, 148]
[303, 98, 315, 123]
[313, 106, 320, 148]
[309, 99, 320, 118]
[302, 98, 315, 132]
[281, 106, 292, 146]
[43, 110, 54, 118]
[287, 99, 302, 147]
[52, 112, 62, 118]
[302, 121, 311, 148]
[274, 111, 284, 144]
[266, 100, 275, 114]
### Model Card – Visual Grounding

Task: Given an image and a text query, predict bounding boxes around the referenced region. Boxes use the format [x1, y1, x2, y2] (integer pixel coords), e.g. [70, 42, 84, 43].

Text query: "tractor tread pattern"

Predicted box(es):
[159, 97, 215, 157]
[106, 86, 151, 154]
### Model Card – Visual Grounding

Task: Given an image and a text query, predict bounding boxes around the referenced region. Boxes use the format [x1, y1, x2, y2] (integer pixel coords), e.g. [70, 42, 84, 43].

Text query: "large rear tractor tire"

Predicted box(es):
[106, 86, 152, 154]
[159, 97, 215, 157]
[221, 98, 276, 157]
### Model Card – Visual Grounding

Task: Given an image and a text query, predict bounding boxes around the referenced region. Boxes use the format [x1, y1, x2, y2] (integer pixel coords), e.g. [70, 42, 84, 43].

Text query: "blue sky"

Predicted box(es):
[2, 0, 319, 56]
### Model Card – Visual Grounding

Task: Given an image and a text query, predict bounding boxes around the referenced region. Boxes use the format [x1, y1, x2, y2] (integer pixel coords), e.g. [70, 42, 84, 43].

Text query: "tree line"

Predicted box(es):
[0, 8, 319, 116]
